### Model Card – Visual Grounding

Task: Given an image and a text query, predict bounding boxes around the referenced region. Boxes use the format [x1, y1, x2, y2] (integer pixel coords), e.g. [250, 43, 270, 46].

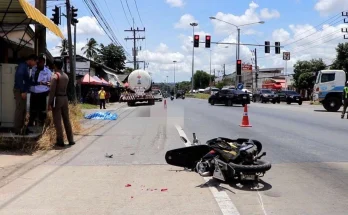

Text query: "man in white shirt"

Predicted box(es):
[28, 56, 52, 126]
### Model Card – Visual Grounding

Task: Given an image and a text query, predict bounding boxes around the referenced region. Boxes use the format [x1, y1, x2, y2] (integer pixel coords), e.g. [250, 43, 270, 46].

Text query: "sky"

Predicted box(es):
[29, 0, 348, 82]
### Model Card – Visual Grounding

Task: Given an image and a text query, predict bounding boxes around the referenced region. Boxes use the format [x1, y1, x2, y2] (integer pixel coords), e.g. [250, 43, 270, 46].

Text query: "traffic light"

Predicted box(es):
[71, 6, 78, 25]
[51, 6, 60, 25]
[265, 41, 270, 53]
[205, 35, 211, 48]
[275, 42, 280, 54]
[193, 35, 199, 48]
[237, 60, 242, 76]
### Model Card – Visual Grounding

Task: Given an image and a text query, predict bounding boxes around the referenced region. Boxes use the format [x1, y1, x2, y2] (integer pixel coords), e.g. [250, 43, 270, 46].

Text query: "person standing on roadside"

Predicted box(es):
[98, 86, 106, 109]
[48, 58, 75, 147]
[13, 54, 37, 135]
[341, 81, 348, 119]
[28, 55, 52, 127]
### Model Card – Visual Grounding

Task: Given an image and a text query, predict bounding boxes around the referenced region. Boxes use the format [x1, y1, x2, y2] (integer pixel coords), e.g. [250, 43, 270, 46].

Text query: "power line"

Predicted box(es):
[125, 0, 135, 23]
[119, 0, 131, 26]
[133, 0, 144, 27]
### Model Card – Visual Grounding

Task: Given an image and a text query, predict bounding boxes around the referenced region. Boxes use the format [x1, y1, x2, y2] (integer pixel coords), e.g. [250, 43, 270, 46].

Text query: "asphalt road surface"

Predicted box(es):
[1, 99, 348, 215]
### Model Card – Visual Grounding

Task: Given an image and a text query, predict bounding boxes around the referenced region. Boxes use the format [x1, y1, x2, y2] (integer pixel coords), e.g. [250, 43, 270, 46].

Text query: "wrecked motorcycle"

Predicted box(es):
[165, 133, 271, 182]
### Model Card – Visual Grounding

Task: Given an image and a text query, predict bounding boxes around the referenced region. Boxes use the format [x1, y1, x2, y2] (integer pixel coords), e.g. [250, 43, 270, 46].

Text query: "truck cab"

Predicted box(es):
[313, 70, 346, 112]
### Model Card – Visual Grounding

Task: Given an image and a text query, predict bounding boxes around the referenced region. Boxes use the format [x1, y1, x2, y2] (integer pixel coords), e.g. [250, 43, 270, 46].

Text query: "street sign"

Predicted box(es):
[237, 83, 244, 90]
[283, 52, 290, 61]
[242, 64, 252, 72]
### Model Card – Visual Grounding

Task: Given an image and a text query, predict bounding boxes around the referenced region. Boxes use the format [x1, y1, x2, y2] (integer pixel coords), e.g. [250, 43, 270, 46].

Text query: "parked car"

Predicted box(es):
[208, 89, 250, 106]
[242, 88, 253, 100]
[152, 89, 163, 102]
[276, 90, 302, 105]
[252, 89, 279, 104]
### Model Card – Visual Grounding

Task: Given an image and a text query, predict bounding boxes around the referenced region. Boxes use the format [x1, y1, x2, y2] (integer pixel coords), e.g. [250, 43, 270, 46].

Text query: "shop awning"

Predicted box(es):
[103, 69, 123, 87]
[79, 74, 102, 85]
[0, 0, 63, 38]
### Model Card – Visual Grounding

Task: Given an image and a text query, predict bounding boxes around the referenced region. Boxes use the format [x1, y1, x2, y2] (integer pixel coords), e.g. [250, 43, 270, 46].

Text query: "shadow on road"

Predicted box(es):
[314, 110, 341, 113]
[195, 177, 272, 193]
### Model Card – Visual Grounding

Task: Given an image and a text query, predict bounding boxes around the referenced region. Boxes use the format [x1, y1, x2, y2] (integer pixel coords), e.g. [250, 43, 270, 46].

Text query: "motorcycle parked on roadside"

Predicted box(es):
[165, 133, 271, 183]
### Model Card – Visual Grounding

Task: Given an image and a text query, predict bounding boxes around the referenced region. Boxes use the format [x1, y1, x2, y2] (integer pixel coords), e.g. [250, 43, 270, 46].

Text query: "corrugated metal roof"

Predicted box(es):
[0, 0, 63, 38]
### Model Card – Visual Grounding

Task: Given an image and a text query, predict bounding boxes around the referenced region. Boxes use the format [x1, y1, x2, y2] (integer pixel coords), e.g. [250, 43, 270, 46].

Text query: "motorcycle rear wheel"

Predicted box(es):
[229, 160, 271, 173]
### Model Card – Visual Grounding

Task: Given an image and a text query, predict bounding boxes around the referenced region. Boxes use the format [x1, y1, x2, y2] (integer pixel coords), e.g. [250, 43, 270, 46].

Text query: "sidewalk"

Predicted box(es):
[0, 102, 129, 184]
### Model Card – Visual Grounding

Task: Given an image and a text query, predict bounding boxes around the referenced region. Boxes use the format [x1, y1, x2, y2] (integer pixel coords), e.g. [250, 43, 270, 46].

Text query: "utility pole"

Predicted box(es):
[223, 64, 226, 76]
[213, 69, 216, 85]
[209, 49, 212, 87]
[35, 0, 47, 56]
[125, 25, 145, 70]
[254, 48, 259, 90]
[65, 0, 76, 102]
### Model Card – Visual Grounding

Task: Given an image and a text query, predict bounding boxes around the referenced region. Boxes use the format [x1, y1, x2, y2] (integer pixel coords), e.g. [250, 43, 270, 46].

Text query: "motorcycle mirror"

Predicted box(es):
[180, 136, 188, 143]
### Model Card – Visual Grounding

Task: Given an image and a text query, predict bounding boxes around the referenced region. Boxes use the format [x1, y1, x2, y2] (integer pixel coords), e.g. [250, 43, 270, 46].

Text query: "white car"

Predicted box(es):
[152, 89, 163, 101]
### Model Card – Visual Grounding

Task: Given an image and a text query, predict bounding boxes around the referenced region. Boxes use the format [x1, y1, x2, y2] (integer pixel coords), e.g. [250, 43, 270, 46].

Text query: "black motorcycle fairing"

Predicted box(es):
[165, 145, 211, 169]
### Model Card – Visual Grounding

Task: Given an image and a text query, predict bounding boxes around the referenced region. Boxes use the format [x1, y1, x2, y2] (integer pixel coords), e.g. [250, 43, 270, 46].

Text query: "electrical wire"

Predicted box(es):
[133, 0, 144, 27]
[119, 0, 131, 27]
[125, 0, 135, 24]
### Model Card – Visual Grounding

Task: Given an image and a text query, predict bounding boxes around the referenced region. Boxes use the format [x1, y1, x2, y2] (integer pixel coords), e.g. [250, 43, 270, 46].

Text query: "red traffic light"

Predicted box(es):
[194, 35, 199, 39]
[237, 60, 242, 65]
[206, 35, 211, 40]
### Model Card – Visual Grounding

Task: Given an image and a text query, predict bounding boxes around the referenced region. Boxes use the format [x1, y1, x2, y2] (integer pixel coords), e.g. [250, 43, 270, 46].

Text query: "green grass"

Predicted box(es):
[79, 103, 98, 109]
[186, 93, 210, 100]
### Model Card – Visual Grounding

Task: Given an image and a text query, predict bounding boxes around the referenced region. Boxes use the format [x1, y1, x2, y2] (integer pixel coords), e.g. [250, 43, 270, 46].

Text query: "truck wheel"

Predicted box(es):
[323, 97, 341, 112]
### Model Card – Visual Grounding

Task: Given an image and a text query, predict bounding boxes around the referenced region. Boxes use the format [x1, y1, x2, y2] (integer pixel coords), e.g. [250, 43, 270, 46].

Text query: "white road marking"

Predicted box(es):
[203, 177, 241, 215]
[174, 125, 241, 215]
[174, 125, 192, 146]
[257, 190, 268, 215]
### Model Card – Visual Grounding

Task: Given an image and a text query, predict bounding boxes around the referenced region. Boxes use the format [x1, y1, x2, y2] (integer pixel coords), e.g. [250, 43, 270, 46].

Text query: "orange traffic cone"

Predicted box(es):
[240, 104, 252, 127]
[164, 99, 167, 108]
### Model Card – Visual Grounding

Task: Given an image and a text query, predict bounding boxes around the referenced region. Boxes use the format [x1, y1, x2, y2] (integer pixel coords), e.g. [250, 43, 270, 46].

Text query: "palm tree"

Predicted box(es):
[56, 39, 69, 56]
[81, 38, 100, 59]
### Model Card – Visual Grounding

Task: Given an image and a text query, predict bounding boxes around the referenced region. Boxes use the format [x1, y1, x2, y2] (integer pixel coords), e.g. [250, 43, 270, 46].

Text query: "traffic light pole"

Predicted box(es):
[66, 0, 76, 103]
[254, 48, 259, 90]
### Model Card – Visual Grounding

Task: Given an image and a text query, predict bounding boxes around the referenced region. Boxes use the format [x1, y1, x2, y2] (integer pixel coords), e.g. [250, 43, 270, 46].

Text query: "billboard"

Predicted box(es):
[242, 64, 252, 72]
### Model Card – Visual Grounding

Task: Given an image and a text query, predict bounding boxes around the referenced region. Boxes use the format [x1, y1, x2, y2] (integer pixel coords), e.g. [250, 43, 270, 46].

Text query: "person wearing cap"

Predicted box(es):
[341, 81, 348, 119]
[28, 55, 52, 127]
[48, 58, 75, 147]
[13, 54, 37, 135]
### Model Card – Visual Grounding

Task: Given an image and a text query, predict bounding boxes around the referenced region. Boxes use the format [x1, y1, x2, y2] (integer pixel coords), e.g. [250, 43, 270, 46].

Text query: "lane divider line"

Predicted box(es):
[174, 125, 241, 215]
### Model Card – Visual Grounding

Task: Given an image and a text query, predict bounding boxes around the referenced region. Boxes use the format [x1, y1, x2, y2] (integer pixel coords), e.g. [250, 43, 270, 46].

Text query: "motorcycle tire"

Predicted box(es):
[228, 160, 271, 173]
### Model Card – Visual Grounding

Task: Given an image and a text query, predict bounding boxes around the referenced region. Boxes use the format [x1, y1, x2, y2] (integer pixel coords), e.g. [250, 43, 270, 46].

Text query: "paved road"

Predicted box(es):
[1, 99, 348, 215]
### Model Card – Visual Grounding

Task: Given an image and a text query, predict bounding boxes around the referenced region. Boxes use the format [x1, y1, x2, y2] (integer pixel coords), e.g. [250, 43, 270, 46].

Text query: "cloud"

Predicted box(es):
[260, 8, 280, 19]
[272, 28, 291, 42]
[314, 0, 348, 16]
[61, 16, 104, 36]
[174, 14, 199, 29]
[166, 0, 184, 7]
[211, 1, 279, 35]
[263, 22, 347, 73]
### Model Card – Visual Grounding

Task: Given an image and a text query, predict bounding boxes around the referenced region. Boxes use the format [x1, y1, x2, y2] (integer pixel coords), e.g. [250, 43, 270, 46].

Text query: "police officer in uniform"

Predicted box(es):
[48, 58, 75, 147]
[341, 81, 348, 119]
[28, 55, 52, 126]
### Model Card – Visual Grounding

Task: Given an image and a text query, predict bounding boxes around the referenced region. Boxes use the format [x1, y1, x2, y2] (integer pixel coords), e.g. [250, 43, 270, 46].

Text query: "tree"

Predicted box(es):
[99, 43, 126, 71]
[123, 67, 134, 74]
[178, 81, 191, 91]
[193, 70, 214, 89]
[81, 38, 100, 59]
[56, 39, 69, 56]
[331, 42, 348, 76]
[293, 58, 326, 91]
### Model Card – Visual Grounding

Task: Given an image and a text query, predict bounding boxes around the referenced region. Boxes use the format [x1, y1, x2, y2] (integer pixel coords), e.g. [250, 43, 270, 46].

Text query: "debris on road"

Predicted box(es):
[84, 112, 118, 120]
[161, 188, 168, 192]
[125, 184, 132, 187]
[105, 153, 113, 158]
[130, 153, 135, 155]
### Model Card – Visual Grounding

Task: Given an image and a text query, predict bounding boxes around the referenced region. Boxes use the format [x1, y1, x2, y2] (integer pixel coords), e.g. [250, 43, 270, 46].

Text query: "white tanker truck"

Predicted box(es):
[120, 69, 155, 106]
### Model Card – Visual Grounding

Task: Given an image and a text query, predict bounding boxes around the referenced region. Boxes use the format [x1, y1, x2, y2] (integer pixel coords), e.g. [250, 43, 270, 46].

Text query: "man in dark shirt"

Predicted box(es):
[13, 54, 37, 135]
